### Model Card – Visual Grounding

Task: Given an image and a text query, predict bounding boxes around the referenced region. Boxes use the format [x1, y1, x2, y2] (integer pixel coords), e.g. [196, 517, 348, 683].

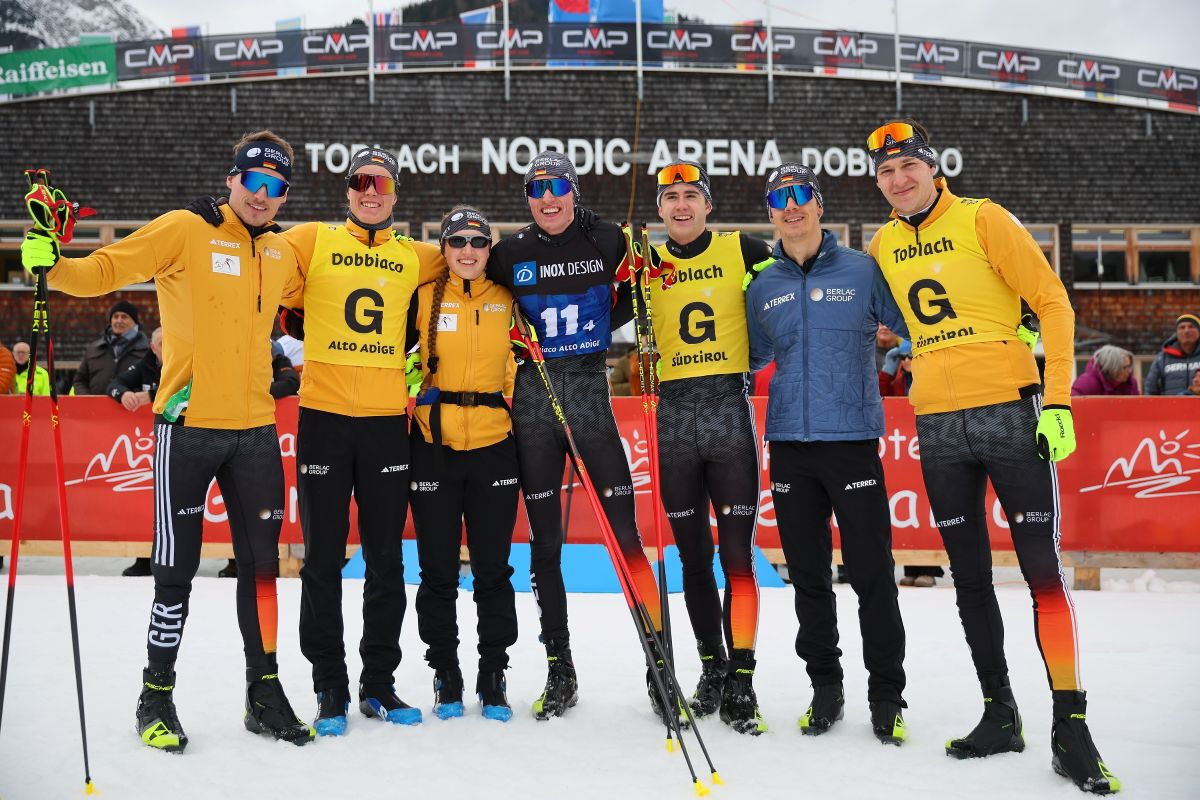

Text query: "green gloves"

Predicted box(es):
[404, 352, 423, 399]
[1036, 405, 1076, 462]
[1016, 313, 1040, 350]
[742, 257, 776, 291]
[21, 230, 60, 274]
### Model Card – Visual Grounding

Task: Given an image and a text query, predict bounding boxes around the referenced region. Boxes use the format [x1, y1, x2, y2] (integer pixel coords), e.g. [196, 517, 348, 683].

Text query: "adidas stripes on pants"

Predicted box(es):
[147, 420, 284, 668]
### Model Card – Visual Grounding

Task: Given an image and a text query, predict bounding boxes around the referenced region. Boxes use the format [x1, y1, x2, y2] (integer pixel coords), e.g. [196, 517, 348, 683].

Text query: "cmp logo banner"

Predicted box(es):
[116, 39, 199, 79]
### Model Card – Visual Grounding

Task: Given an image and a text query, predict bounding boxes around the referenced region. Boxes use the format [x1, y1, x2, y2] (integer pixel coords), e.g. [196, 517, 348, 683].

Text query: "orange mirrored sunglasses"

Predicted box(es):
[867, 122, 917, 153]
[656, 163, 703, 186]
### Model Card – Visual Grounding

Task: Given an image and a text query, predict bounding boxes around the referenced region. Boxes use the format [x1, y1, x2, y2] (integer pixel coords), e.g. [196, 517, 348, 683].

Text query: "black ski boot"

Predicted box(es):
[136, 665, 187, 752]
[719, 649, 767, 736]
[798, 682, 845, 736]
[477, 670, 513, 722]
[1051, 690, 1121, 794]
[243, 658, 314, 745]
[532, 637, 578, 720]
[689, 640, 727, 718]
[433, 666, 465, 720]
[946, 675, 1024, 759]
[646, 635, 688, 729]
[870, 699, 908, 745]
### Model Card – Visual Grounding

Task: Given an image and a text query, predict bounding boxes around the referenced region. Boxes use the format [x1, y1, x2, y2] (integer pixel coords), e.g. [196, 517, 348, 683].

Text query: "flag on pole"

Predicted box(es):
[548, 0, 590, 22]
[374, 8, 404, 70]
[460, 5, 496, 24]
[172, 26, 204, 83]
[276, 17, 304, 77]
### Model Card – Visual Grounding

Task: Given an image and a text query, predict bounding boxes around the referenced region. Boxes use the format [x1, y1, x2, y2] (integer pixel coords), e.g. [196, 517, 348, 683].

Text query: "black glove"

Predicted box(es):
[185, 195, 227, 227]
[575, 206, 598, 234]
[278, 307, 305, 341]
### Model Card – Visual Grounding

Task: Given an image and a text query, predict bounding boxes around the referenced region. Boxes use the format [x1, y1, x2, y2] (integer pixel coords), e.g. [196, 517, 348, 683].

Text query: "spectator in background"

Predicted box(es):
[606, 342, 633, 396]
[111, 327, 164, 578]
[219, 340, 300, 580]
[1145, 313, 1200, 396]
[1071, 345, 1139, 396]
[878, 340, 913, 397]
[875, 323, 899, 371]
[72, 300, 149, 396]
[0, 342, 16, 395]
[276, 332, 304, 373]
[13, 340, 51, 396]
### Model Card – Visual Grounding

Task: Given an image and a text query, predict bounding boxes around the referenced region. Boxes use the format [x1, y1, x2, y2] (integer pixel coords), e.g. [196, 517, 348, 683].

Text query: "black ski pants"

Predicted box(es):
[769, 439, 907, 704]
[297, 408, 410, 693]
[410, 433, 520, 673]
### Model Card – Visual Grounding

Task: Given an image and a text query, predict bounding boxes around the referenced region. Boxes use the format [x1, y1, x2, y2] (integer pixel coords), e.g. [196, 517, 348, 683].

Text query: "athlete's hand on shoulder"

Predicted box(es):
[185, 195, 227, 227]
[1035, 405, 1076, 462]
[742, 256, 775, 291]
[1016, 313, 1040, 351]
[21, 229, 59, 274]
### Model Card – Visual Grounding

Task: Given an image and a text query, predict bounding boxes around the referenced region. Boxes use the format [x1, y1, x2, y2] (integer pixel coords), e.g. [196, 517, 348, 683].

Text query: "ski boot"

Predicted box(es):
[532, 637, 578, 720]
[478, 670, 513, 722]
[870, 699, 908, 745]
[136, 665, 187, 752]
[646, 635, 689, 729]
[359, 683, 423, 725]
[433, 666, 465, 720]
[689, 640, 727, 718]
[719, 650, 767, 736]
[946, 675, 1024, 758]
[313, 685, 350, 736]
[1051, 690, 1121, 794]
[798, 682, 845, 736]
[244, 660, 314, 745]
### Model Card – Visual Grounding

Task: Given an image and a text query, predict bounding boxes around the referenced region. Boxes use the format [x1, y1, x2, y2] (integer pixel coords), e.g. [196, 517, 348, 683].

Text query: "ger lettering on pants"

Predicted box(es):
[148, 421, 284, 666]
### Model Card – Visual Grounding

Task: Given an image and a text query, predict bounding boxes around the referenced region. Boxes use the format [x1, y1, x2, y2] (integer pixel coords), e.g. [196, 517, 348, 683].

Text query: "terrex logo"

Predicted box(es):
[124, 43, 194, 68]
[213, 38, 284, 62]
[730, 31, 796, 53]
[1058, 58, 1120, 82]
[390, 30, 457, 51]
[562, 27, 628, 49]
[977, 49, 1041, 73]
[844, 479, 878, 491]
[477, 29, 542, 50]
[1137, 67, 1199, 91]
[646, 29, 712, 51]
[900, 40, 961, 65]
[814, 35, 878, 58]
[303, 32, 370, 55]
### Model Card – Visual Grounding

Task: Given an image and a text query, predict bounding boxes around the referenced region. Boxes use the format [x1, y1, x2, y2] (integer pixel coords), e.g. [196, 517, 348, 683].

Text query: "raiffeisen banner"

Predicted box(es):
[0, 43, 116, 97]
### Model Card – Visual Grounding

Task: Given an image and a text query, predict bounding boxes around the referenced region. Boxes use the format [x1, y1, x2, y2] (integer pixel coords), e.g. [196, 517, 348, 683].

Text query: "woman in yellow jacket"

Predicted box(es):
[410, 207, 520, 722]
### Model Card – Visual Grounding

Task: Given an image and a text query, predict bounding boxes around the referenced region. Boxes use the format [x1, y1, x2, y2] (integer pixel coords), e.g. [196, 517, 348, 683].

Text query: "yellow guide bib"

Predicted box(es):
[874, 198, 1021, 356]
[304, 224, 419, 368]
[650, 231, 750, 382]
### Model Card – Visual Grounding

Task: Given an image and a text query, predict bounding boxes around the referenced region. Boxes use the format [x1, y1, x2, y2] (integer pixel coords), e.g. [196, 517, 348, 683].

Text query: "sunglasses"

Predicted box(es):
[444, 235, 491, 249]
[867, 122, 919, 154]
[237, 170, 289, 198]
[656, 163, 703, 186]
[526, 178, 573, 198]
[767, 184, 815, 210]
[347, 173, 397, 194]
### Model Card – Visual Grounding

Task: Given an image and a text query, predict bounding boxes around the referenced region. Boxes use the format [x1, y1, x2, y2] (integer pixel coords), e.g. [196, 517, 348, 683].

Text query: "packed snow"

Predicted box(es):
[0, 570, 1196, 799]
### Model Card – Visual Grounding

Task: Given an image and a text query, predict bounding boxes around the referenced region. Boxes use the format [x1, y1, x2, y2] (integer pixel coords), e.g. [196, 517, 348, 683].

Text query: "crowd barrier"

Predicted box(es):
[2, 396, 1197, 587]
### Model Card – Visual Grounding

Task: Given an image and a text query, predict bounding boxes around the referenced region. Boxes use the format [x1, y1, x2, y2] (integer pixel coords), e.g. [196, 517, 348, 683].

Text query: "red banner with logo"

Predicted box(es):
[1, 396, 1197, 552]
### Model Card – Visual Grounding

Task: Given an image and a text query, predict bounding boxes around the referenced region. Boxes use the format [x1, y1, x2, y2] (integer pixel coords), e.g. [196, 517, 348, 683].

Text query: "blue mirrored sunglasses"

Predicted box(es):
[767, 184, 815, 210]
[525, 177, 572, 198]
[238, 170, 289, 198]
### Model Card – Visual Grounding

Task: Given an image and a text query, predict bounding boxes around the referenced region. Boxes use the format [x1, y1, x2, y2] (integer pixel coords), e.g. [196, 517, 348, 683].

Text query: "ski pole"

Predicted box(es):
[0, 168, 96, 794]
[561, 461, 575, 538]
[513, 313, 719, 795]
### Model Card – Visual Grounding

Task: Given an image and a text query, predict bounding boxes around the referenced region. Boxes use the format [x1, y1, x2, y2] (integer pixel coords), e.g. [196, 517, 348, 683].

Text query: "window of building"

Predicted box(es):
[1072, 225, 1199, 287]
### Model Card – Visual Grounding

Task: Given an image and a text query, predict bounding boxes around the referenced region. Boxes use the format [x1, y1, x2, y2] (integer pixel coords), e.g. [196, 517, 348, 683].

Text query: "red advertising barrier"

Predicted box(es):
[1, 396, 1197, 552]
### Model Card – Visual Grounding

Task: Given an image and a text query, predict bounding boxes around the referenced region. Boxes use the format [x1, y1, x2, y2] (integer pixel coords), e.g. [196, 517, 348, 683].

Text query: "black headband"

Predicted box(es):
[440, 208, 492, 242]
[230, 140, 292, 182]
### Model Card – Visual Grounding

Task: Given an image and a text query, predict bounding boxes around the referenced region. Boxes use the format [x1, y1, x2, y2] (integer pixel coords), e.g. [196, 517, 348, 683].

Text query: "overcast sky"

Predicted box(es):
[137, 0, 1199, 69]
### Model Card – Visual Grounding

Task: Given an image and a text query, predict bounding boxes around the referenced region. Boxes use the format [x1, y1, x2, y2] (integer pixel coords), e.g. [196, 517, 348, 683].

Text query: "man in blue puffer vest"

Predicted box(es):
[744, 163, 910, 745]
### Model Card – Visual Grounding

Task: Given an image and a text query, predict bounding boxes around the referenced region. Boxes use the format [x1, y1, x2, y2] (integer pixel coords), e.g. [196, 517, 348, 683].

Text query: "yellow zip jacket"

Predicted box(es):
[281, 220, 445, 416]
[412, 272, 515, 451]
[869, 179, 1074, 414]
[47, 206, 304, 429]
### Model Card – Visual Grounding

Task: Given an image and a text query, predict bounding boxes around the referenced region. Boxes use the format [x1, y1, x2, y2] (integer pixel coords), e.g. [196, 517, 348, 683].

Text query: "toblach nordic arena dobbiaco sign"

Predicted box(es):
[0, 43, 116, 97]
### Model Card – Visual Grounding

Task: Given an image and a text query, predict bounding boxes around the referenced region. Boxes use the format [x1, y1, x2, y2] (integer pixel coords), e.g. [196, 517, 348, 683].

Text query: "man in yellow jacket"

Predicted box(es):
[12, 341, 51, 395]
[21, 130, 314, 751]
[866, 120, 1117, 795]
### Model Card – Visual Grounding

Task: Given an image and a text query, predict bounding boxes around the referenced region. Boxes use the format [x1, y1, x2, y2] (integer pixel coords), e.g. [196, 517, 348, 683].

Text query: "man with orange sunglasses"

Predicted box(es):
[866, 120, 1119, 794]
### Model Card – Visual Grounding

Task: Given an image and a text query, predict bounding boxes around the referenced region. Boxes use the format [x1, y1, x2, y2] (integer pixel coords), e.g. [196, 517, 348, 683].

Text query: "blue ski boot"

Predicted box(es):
[433, 667, 464, 720]
[359, 683, 422, 726]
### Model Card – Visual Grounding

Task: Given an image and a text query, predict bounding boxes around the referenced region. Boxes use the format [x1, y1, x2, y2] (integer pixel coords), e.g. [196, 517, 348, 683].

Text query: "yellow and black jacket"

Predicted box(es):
[869, 179, 1074, 414]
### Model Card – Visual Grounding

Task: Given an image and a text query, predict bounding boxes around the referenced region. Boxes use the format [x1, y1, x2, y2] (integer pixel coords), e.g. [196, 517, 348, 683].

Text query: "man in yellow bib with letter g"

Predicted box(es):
[866, 120, 1119, 795]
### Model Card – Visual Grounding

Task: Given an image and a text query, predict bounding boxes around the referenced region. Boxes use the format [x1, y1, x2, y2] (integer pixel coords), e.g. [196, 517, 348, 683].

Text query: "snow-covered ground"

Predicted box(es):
[0, 571, 1196, 799]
